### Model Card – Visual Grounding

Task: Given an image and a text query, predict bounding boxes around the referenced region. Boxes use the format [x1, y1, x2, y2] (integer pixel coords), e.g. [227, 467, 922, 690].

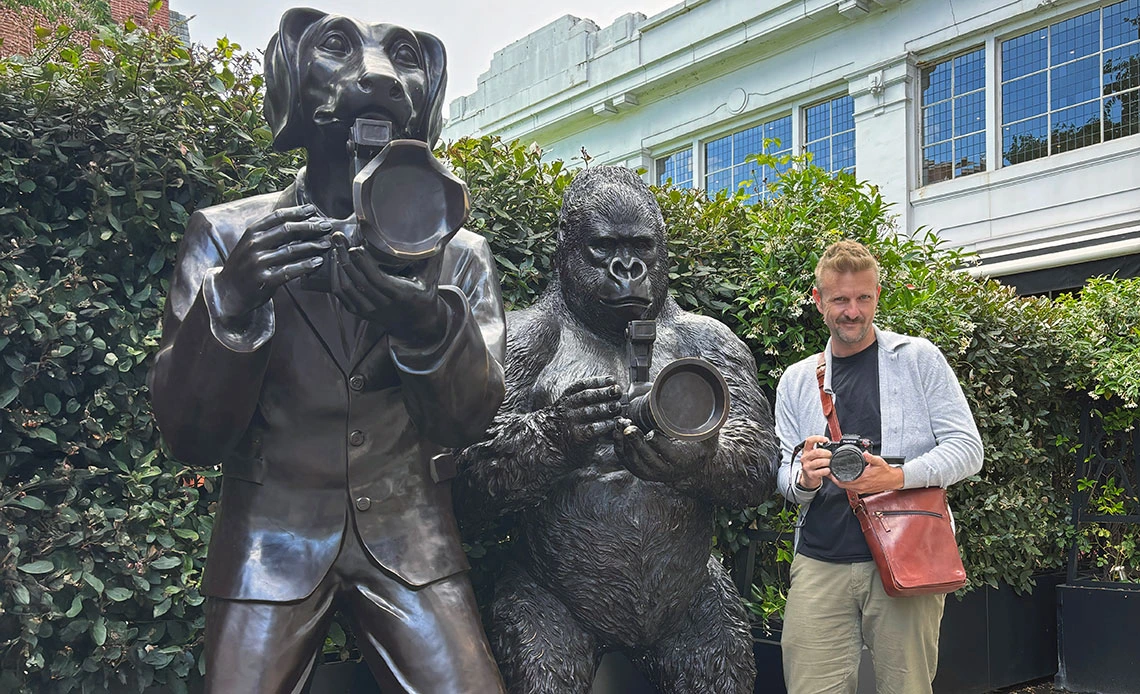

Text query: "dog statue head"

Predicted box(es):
[263, 8, 447, 154]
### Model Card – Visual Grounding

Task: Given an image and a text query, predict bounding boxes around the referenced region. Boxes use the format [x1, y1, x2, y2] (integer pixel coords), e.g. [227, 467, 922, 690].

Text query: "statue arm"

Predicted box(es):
[148, 211, 274, 467]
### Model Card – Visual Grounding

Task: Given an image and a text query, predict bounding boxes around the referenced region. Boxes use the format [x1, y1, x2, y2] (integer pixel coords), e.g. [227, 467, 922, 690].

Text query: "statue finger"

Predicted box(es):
[264, 256, 324, 287]
[259, 238, 332, 268]
[331, 261, 371, 314]
[570, 420, 615, 445]
[568, 400, 622, 424]
[348, 248, 420, 301]
[562, 382, 623, 410]
[561, 376, 616, 399]
[245, 204, 317, 237]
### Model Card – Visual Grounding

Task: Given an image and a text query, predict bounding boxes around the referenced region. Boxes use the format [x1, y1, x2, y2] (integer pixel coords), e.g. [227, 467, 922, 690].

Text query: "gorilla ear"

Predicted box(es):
[264, 7, 327, 152]
[414, 31, 447, 148]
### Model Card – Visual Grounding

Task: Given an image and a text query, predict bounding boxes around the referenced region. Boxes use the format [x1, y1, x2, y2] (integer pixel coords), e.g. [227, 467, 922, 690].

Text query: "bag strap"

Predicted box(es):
[814, 353, 861, 510]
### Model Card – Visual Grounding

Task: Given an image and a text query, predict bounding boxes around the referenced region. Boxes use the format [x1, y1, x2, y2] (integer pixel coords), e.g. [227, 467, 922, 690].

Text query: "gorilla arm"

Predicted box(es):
[618, 315, 777, 509]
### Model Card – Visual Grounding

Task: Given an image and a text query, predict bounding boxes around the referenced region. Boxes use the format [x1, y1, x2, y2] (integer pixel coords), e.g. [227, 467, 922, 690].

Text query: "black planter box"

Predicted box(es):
[1057, 582, 1140, 694]
[934, 573, 1062, 694]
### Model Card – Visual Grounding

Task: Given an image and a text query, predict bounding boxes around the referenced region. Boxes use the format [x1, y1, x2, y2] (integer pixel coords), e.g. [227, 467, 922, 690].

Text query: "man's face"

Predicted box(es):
[812, 268, 880, 355]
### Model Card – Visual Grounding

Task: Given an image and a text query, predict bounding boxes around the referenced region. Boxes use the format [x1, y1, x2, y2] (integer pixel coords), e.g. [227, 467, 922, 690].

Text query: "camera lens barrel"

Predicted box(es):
[829, 444, 867, 482]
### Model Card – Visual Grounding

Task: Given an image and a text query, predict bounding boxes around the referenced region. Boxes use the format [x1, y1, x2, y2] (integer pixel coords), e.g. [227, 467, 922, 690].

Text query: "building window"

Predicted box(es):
[921, 47, 986, 185]
[655, 148, 693, 188]
[704, 115, 792, 203]
[803, 94, 856, 174]
[1001, 0, 1140, 166]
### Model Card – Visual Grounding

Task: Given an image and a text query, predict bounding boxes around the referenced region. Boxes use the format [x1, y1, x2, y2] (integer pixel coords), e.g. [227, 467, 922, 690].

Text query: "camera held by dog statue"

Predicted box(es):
[148, 8, 508, 693]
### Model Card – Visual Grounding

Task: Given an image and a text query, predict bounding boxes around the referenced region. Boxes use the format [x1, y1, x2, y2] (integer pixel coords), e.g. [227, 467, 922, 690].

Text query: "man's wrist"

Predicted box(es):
[795, 472, 821, 491]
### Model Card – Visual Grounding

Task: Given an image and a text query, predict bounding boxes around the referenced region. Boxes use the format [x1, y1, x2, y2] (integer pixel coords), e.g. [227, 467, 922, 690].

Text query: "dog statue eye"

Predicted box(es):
[392, 42, 420, 68]
[320, 32, 349, 55]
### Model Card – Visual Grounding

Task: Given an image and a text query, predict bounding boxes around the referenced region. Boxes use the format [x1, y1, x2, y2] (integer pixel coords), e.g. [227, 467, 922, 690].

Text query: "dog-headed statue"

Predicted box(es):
[149, 8, 507, 693]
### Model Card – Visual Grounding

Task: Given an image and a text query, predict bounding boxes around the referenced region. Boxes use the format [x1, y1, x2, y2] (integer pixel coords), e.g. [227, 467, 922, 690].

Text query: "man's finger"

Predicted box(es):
[254, 219, 335, 250]
[263, 256, 324, 287]
[260, 238, 332, 268]
[245, 204, 317, 236]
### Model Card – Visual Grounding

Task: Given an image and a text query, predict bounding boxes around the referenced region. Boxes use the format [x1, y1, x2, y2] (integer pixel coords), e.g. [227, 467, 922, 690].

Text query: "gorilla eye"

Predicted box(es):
[588, 239, 614, 258]
[319, 32, 349, 55]
[392, 42, 420, 68]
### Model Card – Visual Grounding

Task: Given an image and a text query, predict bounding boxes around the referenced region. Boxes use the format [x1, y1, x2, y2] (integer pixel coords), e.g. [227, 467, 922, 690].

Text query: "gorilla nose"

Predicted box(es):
[609, 256, 647, 282]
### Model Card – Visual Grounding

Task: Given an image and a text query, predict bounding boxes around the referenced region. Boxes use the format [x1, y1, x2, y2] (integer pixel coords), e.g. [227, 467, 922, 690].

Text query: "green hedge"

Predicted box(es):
[1, 24, 1137, 692]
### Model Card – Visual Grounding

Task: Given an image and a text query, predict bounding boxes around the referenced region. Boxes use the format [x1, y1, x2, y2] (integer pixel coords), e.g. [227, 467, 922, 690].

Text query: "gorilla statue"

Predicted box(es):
[455, 166, 778, 693]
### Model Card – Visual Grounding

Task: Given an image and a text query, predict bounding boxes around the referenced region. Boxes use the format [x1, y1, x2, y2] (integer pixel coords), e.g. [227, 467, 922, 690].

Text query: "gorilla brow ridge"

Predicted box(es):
[558, 167, 664, 240]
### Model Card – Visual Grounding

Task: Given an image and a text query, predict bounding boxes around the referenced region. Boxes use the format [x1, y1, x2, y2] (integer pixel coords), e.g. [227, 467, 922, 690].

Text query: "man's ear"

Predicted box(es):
[413, 31, 447, 148]
[264, 7, 327, 152]
[812, 287, 824, 313]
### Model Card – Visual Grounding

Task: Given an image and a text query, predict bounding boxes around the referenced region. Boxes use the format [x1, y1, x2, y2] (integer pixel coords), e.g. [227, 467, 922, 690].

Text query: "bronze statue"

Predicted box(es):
[455, 167, 778, 693]
[148, 8, 507, 692]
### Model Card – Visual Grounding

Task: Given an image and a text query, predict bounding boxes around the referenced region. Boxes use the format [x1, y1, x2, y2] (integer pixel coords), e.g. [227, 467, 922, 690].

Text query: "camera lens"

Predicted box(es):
[830, 444, 866, 482]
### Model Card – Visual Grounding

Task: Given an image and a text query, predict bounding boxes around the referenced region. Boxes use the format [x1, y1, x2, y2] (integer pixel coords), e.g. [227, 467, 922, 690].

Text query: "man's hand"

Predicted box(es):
[796, 435, 832, 490]
[213, 204, 331, 322]
[832, 451, 905, 495]
[330, 232, 448, 346]
[615, 417, 716, 483]
[550, 377, 623, 448]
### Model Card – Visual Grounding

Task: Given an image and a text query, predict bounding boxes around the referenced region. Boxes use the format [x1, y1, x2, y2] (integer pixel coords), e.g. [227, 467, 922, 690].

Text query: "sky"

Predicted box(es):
[171, 0, 681, 103]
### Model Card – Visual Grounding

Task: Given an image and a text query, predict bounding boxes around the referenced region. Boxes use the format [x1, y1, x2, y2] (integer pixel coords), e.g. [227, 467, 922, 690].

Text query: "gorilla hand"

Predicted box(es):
[615, 417, 717, 483]
[550, 377, 623, 448]
[213, 204, 331, 322]
[330, 232, 449, 347]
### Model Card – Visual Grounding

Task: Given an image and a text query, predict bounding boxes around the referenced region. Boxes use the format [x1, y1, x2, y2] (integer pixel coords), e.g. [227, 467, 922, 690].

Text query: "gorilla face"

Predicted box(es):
[557, 167, 669, 340]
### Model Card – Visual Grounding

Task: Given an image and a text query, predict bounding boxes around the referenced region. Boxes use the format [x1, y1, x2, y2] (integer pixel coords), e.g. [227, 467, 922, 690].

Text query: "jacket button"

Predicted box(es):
[349, 375, 365, 391]
[349, 430, 365, 446]
[354, 496, 371, 511]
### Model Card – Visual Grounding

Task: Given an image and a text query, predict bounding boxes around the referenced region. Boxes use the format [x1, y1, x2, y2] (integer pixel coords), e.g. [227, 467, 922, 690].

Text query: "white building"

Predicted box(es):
[442, 0, 1140, 294]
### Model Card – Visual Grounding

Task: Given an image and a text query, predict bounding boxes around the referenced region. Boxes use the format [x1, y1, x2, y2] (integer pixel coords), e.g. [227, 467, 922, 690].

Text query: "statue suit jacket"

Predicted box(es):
[149, 175, 506, 602]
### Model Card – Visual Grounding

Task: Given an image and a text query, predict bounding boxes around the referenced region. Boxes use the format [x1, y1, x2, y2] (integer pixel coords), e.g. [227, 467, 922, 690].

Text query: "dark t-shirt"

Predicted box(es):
[797, 341, 881, 563]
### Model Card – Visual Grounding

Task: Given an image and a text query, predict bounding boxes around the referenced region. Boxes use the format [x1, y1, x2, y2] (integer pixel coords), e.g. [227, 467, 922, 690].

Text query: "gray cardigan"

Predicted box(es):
[774, 328, 983, 546]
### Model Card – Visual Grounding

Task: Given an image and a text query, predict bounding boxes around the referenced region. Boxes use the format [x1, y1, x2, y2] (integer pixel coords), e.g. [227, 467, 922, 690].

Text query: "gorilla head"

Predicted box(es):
[555, 167, 669, 341]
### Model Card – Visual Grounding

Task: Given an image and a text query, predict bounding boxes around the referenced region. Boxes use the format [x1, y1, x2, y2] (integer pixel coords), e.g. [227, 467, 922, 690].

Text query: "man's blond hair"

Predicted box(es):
[814, 240, 880, 287]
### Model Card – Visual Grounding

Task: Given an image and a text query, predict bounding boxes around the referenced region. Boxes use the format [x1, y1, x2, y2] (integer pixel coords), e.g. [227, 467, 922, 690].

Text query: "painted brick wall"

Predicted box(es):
[0, 1, 170, 57]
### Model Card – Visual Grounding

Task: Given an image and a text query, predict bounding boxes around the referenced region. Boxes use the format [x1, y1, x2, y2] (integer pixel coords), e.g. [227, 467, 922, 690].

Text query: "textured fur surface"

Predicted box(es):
[456, 168, 778, 693]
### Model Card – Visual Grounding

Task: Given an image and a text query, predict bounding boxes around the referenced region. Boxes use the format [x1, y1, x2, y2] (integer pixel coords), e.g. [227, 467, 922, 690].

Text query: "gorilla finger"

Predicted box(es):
[561, 376, 617, 399]
[245, 204, 317, 236]
[568, 401, 623, 423]
[259, 239, 332, 267]
[569, 420, 616, 444]
[562, 383, 623, 409]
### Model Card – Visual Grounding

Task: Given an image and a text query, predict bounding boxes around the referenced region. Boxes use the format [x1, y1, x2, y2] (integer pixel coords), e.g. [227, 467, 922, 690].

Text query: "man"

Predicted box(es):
[775, 240, 983, 694]
[148, 9, 506, 693]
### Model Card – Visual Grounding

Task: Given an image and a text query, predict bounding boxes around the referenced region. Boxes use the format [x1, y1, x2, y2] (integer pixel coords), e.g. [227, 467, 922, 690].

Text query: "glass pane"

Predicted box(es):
[922, 141, 953, 185]
[1051, 9, 1101, 66]
[766, 116, 793, 152]
[832, 95, 855, 133]
[954, 132, 986, 178]
[705, 135, 732, 173]
[954, 91, 986, 135]
[733, 161, 759, 194]
[1003, 28, 1048, 81]
[805, 101, 830, 142]
[1105, 87, 1140, 139]
[954, 48, 986, 95]
[1104, 42, 1140, 95]
[657, 150, 692, 187]
[923, 60, 953, 104]
[772, 153, 793, 175]
[1052, 100, 1101, 154]
[1104, 0, 1140, 49]
[705, 169, 732, 196]
[1002, 115, 1048, 165]
[924, 100, 953, 145]
[1002, 72, 1048, 123]
[1051, 55, 1101, 110]
[833, 131, 856, 172]
[805, 140, 830, 171]
[733, 125, 764, 165]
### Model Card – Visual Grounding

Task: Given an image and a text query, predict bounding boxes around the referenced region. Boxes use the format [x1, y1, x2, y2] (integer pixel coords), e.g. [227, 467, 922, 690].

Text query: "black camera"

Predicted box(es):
[818, 435, 873, 482]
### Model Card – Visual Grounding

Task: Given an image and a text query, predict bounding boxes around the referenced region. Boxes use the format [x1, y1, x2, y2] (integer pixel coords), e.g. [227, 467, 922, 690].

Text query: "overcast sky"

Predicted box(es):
[171, 0, 680, 102]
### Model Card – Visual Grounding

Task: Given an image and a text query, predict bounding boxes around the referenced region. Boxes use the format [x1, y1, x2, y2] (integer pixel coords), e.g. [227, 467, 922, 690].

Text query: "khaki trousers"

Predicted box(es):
[781, 554, 944, 694]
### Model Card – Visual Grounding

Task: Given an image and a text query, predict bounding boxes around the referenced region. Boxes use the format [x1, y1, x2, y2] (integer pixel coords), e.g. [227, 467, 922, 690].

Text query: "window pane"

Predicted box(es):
[954, 133, 986, 177]
[923, 61, 953, 104]
[733, 125, 764, 164]
[832, 95, 855, 133]
[833, 131, 856, 172]
[923, 141, 953, 185]
[1051, 10, 1101, 66]
[1104, 0, 1140, 49]
[954, 48, 986, 94]
[954, 91, 986, 135]
[766, 116, 793, 152]
[1003, 28, 1048, 80]
[805, 101, 830, 142]
[924, 100, 953, 144]
[805, 140, 830, 171]
[656, 149, 692, 188]
[705, 135, 732, 173]
[1104, 42, 1140, 95]
[1105, 87, 1140, 139]
[1052, 100, 1102, 153]
[1003, 115, 1048, 164]
[1002, 72, 1048, 123]
[1051, 55, 1101, 110]
[733, 162, 759, 193]
[705, 169, 732, 196]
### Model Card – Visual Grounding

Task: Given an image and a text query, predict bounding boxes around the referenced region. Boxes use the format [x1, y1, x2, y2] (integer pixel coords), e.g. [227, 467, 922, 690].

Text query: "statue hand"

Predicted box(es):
[614, 417, 717, 483]
[550, 377, 623, 448]
[330, 232, 448, 346]
[214, 204, 331, 320]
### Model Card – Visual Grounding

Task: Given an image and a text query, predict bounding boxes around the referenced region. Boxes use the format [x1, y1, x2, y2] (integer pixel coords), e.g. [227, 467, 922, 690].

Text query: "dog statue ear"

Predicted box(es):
[264, 7, 328, 152]
[414, 31, 447, 148]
